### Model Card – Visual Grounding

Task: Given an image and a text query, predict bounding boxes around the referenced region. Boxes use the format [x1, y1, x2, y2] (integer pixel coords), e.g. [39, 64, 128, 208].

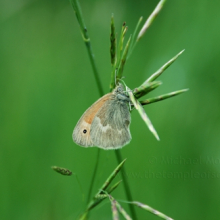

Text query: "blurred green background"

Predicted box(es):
[1, 0, 220, 219]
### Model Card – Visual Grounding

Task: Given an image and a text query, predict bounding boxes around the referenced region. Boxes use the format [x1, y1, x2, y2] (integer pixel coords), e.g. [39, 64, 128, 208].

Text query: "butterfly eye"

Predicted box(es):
[117, 87, 122, 92]
[83, 129, 87, 134]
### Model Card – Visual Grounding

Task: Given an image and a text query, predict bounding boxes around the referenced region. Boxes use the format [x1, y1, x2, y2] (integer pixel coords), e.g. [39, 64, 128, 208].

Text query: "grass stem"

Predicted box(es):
[70, 0, 104, 96]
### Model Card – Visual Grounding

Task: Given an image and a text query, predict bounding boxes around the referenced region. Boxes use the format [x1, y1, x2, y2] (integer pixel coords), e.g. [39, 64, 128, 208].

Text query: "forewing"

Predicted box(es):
[90, 99, 131, 149]
[72, 93, 112, 147]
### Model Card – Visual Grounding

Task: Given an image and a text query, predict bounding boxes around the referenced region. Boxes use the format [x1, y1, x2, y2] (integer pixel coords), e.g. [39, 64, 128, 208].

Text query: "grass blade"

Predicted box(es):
[137, 0, 167, 41]
[117, 22, 127, 64]
[109, 195, 119, 220]
[146, 50, 185, 83]
[131, 201, 174, 220]
[139, 89, 189, 106]
[128, 16, 143, 57]
[108, 195, 132, 220]
[133, 81, 162, 99]
[128, 89, 160, 141]
[110, 22, 127, 91]
[96, 159, 126, 195]
[86, 161, 126, 212]
[107, 180, 122, 194]
[95, 180, 122, 200]
[117, 35, 132, 80]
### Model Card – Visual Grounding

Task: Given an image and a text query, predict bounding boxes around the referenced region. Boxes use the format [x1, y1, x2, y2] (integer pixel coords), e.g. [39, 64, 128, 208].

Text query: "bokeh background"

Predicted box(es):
[1, 0, 220, 219]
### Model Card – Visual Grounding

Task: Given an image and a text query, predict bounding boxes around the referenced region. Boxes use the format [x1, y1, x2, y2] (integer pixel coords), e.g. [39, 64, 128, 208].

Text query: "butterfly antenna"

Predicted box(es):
[114, 68, 118, 86]
[118, 78, 127, 89]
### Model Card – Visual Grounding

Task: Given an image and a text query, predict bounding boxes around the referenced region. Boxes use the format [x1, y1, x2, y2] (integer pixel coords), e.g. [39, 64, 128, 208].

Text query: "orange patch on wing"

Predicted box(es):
[83, 93, 112, 124]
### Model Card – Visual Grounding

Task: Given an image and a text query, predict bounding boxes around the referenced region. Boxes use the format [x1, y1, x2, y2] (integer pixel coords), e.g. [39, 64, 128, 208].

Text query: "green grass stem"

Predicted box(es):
[115, 150, 137, 219]
[86, 148, 101, 204]
[137, 0, 167, 41]
[70, 0, 104, 96]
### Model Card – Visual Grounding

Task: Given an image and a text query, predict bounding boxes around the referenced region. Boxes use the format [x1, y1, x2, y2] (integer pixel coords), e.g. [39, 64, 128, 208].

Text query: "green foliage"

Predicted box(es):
[1, 0, 220, 220]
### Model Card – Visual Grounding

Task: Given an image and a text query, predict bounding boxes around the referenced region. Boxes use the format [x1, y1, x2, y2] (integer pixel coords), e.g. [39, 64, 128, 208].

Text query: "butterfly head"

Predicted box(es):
[113, 83, 130, 103]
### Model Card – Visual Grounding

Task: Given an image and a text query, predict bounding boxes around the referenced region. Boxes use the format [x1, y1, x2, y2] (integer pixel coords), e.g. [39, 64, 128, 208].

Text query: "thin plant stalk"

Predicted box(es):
[70, 0, 104, 96]
[115, 150, 137, 220]
[87, 148, 100, 204]
[70, 0, 104, 205]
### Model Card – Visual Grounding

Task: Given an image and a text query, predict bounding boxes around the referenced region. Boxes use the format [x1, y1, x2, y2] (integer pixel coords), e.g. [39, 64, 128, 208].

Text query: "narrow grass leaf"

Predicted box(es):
[78, 212, 88, 220]
[116, 201, 132, 220]
[117, 36, 132, 80]
[86, 161, 126, 212]
[128, 89, 160, 141]
[97, 159, 126, 195]
[108, 195, 132, 220]
[131, 201, 174, 220]
[139, 89, 189, 106]
[117, 22, 127, 65]
[137, 0, 167, 41]
[110, 14, 116, 66]
[107, 180, 122, 194]
[109, 195, 119, 220]
[146, 50, 185, 83]
[133, 81, 162, 99]
[94, 180, 122, 199]
[128, 16, 143, 57]
[51, 166, 72, 176]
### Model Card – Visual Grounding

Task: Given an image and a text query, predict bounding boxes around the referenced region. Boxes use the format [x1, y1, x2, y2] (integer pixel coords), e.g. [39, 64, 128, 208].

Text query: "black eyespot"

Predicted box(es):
[83, 129, 87, 134]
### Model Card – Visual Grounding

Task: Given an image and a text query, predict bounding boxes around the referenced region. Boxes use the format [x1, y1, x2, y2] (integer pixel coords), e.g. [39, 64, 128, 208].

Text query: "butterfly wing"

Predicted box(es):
[90, 98, 131, 149]
[72, 93, 112, 147]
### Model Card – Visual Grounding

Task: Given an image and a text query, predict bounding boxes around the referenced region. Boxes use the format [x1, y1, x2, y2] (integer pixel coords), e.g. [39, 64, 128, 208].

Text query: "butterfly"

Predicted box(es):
[72, 84, 131, 149]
